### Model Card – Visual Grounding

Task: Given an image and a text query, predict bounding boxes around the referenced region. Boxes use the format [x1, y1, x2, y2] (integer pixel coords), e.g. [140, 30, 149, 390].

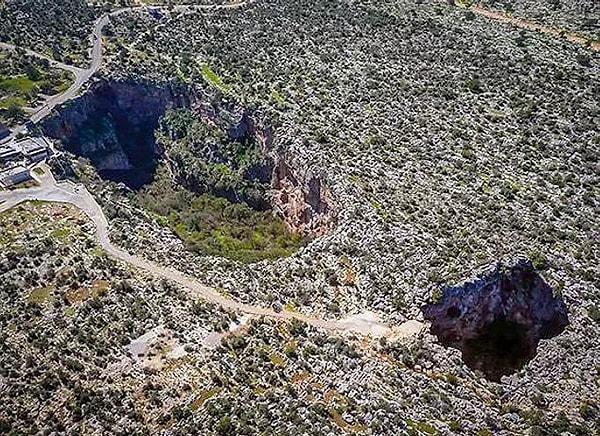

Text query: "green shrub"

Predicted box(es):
[136, 167, 305, 263]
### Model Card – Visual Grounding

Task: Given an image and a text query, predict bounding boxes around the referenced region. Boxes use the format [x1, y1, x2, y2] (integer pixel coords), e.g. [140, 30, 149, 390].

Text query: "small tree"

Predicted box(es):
[5, 104, 26, 124]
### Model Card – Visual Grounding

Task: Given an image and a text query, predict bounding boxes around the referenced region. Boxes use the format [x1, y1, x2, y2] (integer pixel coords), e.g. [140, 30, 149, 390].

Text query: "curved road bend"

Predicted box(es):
[4, 0, 588, 337]
[0, 42, 89, 138]
[2, 0, 596, 142]
[0, 182, 422, 338]
[0, 0, 426, 338]
[0, 1, 252, 142]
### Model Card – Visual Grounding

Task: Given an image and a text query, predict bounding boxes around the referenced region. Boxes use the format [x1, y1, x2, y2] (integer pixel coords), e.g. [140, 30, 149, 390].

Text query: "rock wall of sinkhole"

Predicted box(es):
[422, 258, 569, 381]
[42, 79, 335, 238]
[42, 80, 190, 188]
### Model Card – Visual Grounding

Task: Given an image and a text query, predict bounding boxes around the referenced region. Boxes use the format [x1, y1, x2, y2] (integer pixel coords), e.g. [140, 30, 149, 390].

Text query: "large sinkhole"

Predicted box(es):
[42, 80, 335, 262]
[422, 258, 569, 381]
[43, 80, 190, 189]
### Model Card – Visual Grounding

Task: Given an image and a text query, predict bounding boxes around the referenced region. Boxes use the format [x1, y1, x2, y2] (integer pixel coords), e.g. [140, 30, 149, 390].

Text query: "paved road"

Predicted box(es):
[0, 0, 425, 338]
[0, 42, 89, 139]
[0, 1, 252, 144]
[0, 182, 421, 338]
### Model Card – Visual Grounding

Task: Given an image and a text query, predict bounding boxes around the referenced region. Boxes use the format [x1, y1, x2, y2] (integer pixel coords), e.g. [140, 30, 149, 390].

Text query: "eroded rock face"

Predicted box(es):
[43, 80, 336, 239]
[43, 80, 189, 188]
[272, 159, 335, 237]
[422, 258, 569, 381]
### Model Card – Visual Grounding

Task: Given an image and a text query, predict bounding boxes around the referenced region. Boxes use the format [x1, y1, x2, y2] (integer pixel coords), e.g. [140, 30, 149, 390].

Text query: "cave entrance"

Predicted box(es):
[42, 80, 187, 191]
[462, 318, 533, 380]
[422, 259, 569, 381]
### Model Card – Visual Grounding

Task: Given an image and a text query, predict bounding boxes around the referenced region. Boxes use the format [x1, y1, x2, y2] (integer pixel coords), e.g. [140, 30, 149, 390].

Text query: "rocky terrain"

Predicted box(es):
[1, 0, 599, 434]
[423, 258, 569, 381]
[92, 0, 600, 320]
[43, 77, 333, 261]
[2, 202, 598, 435]
[43, 80, 190, 186]
[476, 0, 599, 41]
[0, 0, 98, 65]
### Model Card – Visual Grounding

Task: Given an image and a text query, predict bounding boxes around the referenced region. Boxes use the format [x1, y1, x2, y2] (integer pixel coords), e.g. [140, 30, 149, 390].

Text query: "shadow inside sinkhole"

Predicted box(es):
[422, 258, 569, 381]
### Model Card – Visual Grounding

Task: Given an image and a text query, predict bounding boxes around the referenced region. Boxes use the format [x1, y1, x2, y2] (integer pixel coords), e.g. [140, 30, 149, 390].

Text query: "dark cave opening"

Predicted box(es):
[446, 306, 461, 318]
[42, 80, 336, 255]
[462, 318, 534, 379]
[422, 259, 569, 381]
[42, 80, 188, 190]
[95, 110, 161, 189]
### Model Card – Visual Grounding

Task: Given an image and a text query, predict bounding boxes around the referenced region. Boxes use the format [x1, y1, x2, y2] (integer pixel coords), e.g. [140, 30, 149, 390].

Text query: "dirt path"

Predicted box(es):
[460, 3, 599, 51]
[1, 0, 418, 338]
[0, 182, 423, 338]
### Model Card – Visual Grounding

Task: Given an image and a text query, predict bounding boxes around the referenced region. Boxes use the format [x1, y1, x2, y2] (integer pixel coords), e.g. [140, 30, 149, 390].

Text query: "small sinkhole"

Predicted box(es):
[422, 258, 569, 381]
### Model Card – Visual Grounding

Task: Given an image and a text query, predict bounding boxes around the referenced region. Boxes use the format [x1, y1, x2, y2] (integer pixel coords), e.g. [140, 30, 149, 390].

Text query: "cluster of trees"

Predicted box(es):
[0, 0, 99, 65]
[96, 0, 600, 431]
[157, 107, 272, 210]
[136, 164, 304, 263]
[104, 0, 599, 316]
[0, 202, 235, 434]
[127, 105, 306, 263]
[0, 48, 73, 124]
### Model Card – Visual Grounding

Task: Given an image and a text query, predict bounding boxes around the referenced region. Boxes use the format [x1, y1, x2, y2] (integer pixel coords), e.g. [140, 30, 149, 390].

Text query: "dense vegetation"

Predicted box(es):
[136, 166, 304, 262]
[0, 0, 99, 65]
[157, 107, 272, 210]
[0, 48, 73, 124]
[127, 106, 305, 263]
[2, 0, 599, 433]
[1, 201, 598, 435]
[93, 0, 600, 431]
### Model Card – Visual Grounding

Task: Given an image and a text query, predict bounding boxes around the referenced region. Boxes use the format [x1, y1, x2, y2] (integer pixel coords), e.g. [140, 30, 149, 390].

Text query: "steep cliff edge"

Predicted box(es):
[42, 80, 190, 188]
[43, 79, 336, 242]
[422, 258, 569, 381]
[272, 159, 335, 237]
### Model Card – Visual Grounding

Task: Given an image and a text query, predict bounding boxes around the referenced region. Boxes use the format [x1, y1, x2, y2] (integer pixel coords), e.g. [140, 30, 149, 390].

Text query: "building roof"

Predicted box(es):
[18, 137, 49, 155]
[0, 146, 17, 154]
[0, 165, 28, 178]
[0, 146, 20, 158]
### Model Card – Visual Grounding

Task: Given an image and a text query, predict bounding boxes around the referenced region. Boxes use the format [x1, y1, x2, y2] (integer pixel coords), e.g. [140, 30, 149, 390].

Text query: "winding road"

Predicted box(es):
[1, 0, 596, 143]
[0, 179, 425, 338]
[0, 0, 424, 339]
[466, 4, 600, 51]
[0, 1, 251, 143]
[0, 0, 595, 337]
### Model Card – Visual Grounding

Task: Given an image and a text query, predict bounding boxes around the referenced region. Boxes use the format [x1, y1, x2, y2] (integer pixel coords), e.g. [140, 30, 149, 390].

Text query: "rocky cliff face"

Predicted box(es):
[43, 79, 190, 188]
[43, 79, 335, 238]
[422, 258, 569, 381]
[272, 159, 335, 237]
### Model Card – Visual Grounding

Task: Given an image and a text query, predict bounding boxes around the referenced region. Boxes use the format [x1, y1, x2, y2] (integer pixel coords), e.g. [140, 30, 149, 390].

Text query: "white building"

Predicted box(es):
[17, 137, 51, 163]
[0, 165, 31, 188]
[0, 146, 20, 162]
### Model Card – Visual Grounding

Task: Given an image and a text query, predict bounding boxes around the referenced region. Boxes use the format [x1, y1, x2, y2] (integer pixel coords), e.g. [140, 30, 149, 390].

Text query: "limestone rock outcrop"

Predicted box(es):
[272, 159, 335, 237]
[43, 79, 336, 239]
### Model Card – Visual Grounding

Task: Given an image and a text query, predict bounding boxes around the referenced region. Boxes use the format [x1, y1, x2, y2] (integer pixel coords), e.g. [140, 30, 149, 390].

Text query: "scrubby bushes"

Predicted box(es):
[136, 166, 304, 262]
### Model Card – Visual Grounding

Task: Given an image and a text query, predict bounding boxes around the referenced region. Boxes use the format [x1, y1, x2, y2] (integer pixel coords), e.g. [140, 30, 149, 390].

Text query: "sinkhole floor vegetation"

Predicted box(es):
[135, 166, 305, 263]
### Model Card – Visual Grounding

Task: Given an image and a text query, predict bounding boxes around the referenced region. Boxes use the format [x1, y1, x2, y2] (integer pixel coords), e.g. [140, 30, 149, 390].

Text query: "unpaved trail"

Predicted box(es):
[0, 182, 423, 338]
[458, 3, 599, 51]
